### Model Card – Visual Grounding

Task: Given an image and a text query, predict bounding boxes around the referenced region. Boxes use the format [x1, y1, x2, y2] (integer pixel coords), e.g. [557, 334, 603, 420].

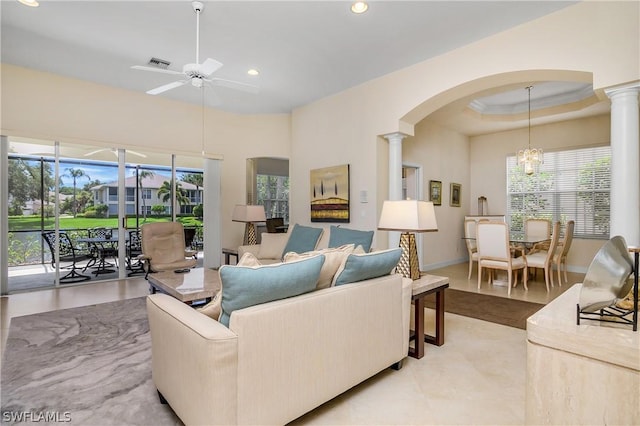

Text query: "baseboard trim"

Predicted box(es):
[426, 258, 588, 275]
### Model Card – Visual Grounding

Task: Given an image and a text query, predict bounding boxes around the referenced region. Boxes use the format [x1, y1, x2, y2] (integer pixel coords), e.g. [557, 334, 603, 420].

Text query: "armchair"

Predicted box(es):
[139, 222, 197, 279]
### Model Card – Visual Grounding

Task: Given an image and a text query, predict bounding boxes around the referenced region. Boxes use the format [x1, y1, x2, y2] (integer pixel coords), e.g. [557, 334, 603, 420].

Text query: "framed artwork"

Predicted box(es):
[429, 180, 442, 206]
[450, 182, 461, 207]
[310, 164, 350, 222]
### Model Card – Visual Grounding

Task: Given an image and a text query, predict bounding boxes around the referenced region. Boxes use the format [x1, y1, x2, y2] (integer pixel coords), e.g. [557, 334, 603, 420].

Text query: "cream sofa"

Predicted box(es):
[146, 272, 411, 425]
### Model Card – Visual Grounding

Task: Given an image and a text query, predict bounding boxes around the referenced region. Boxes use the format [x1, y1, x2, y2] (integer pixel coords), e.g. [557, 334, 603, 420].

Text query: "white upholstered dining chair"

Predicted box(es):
[525, 218, 551, 241]
[464, 219, 479, 279]
[553, 220, 575, 286]
[524, 221, 561, 292]
[476, 221, 528, 296]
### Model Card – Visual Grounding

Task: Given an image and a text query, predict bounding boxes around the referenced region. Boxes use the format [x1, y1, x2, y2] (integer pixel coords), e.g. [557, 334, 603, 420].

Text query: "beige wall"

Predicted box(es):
[1, 64, 291, 250]
[402, 121, 470, 269]
[290, 2, 637, 271]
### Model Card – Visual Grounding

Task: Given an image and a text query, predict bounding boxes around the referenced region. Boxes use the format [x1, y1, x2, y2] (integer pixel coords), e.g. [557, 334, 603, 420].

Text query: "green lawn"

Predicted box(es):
[8, 215, 202, 232]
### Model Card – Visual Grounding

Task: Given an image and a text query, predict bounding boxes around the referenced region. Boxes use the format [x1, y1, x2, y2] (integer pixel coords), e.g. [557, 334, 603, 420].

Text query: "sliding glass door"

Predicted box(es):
[4, 137, 208, 293]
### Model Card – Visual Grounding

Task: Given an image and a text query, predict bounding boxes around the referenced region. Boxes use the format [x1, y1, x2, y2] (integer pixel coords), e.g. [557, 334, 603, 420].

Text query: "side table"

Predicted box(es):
[409, 273, 449, 359]
[222, 248, 238, 265]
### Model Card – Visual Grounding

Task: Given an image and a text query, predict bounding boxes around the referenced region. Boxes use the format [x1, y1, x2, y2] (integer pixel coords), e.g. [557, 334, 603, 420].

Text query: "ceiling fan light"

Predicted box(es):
[18, 0, 39, 7]
[351, 1, 368, 14]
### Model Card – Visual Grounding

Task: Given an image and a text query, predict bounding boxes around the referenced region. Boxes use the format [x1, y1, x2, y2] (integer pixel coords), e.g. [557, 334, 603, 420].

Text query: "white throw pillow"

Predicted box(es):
[237, 252, 262, 267]
[257, 233, 289, 260]
[197, 291, 222, 321]
[284, 244, 355, 289]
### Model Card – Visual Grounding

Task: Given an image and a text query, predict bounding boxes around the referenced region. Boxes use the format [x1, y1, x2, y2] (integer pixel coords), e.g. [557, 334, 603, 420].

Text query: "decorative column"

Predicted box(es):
[384, 132, 408, 248]
[605, 83, 640, 247]
[384, 132, 408, 201]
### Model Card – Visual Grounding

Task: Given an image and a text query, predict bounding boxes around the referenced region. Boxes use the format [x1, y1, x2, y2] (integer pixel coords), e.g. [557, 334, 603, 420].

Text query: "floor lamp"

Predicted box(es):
[232, 205, 266, 245]
[378, 200, 438, 280]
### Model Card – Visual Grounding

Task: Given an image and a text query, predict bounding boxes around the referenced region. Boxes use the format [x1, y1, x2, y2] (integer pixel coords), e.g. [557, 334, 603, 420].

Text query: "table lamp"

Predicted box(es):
[232, 205, 266, 245]
[378, 200, 438, 280]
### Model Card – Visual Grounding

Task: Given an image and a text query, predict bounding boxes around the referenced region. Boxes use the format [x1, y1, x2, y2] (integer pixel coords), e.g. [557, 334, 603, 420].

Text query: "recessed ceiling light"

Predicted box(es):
[351, 1, 368, 14]
[18, 0, 39, 7]
[247, 69, 259, 76]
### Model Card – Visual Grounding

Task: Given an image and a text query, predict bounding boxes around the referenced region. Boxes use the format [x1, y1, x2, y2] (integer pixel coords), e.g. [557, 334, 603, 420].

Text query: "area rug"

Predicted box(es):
[1, 298, 180, 425]
[424, 289, 545, 330]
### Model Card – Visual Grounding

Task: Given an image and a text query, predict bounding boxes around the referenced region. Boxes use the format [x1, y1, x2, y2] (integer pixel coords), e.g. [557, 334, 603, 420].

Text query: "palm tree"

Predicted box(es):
[180, 172, 203, 205]
[134, 168, 155, 221]
[157, 180, 189, 215]
[62, 168, 90, 217]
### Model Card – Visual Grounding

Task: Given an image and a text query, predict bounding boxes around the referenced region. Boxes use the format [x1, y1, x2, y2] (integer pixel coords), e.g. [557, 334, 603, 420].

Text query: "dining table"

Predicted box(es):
[463, 234, 551, 286]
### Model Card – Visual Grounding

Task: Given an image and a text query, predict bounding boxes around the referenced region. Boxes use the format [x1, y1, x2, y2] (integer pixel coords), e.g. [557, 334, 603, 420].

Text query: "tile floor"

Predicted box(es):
[1, 262, 586, 425]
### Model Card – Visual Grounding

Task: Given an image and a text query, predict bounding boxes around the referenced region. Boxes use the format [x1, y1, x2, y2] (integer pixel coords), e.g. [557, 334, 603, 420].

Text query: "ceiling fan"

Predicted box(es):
[132, 1, 258, 96]
[84, 148, 147, 158]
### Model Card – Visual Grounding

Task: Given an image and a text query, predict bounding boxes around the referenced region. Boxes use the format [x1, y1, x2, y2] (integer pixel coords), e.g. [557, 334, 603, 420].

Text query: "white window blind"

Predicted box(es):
[506, 145, 611, 239]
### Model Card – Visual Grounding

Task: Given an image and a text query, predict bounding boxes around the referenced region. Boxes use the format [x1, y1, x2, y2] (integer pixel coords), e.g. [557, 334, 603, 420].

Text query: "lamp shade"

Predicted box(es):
[232, 205, 266, 223]
[377, 200, 438, 232]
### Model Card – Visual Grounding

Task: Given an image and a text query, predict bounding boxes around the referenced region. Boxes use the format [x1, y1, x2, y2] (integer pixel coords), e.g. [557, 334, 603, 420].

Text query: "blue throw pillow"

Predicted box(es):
[219, 255, 325, 327]
[281, 224, 323, 257]
[333, 248, 402, 286]
[328, 226, 374, 252]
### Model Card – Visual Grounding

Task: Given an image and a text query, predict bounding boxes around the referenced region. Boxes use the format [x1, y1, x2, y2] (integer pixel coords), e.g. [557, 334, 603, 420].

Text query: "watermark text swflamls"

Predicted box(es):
[2, 411, 71, 423]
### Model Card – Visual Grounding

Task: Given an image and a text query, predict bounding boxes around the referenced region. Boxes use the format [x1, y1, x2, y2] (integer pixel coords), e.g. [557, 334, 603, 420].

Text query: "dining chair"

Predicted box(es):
[524, 221, 561, 292]
[476, 221, 528, 296]
[464, 219, 479, 279]
[266, 217, 285, 233]
[525, 218, 551, 241]
[41, 231, 91, 283]
[553, 220, 575, 286]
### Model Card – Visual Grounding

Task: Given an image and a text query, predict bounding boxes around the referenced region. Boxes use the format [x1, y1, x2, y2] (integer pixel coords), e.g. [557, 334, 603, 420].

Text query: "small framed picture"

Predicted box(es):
[429, 180, 442, 206]
[450, 183, 461, 207]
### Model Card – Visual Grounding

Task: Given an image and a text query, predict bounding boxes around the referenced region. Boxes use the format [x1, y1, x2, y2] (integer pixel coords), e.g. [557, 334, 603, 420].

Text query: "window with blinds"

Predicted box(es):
[506, 145, 611, 239]
[257, 174, 289, 224]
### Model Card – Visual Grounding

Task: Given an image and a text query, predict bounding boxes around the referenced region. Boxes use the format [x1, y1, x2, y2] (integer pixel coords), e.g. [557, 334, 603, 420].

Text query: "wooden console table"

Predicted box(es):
[409, 273, 449, 359]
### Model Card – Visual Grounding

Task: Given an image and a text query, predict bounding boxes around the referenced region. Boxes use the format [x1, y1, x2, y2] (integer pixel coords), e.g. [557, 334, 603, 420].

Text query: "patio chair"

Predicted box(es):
[126, 229, 145, 276]
[41, 231, 91, 283]
[86, 227, 118, 275]
[140, 222, 197, 279]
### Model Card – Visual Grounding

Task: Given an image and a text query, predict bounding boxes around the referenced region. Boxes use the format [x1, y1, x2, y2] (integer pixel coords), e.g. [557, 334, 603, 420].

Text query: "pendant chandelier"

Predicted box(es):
[517, 86, 543, 175]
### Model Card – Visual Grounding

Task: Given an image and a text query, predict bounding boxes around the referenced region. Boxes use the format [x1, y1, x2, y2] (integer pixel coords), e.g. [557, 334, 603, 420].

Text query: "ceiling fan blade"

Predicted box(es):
[84, 148, 109, 157]
[209, 78, 260, 94]
[201, 83, 222, 106]
[147, 80, 188, 95]
[199, 58, 223, 76]
[127, 150, 148, 158]
[131, 65, 183, 76]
